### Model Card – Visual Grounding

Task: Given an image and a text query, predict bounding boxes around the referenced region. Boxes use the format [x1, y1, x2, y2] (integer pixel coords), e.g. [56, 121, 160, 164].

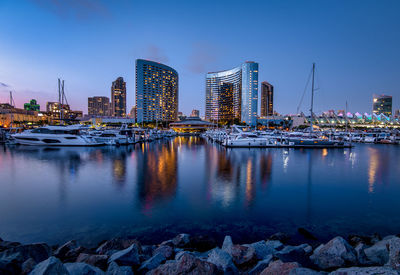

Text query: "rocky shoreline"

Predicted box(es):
[1, 231, 400, 274]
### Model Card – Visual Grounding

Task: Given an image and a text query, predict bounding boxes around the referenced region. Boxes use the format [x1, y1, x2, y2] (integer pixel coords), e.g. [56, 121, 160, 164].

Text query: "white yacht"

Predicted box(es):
[12, 126, 103, 146]
[92, 129, 135, 145]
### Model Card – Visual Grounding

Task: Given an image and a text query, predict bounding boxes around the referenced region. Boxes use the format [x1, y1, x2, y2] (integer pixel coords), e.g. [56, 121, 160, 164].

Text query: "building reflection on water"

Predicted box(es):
[367, 147, 389, 193]
[135, 138, 178, 213]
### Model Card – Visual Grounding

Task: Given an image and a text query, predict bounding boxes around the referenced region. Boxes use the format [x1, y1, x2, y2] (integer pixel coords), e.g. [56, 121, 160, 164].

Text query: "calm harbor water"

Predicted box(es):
[0, 136, 399, 246]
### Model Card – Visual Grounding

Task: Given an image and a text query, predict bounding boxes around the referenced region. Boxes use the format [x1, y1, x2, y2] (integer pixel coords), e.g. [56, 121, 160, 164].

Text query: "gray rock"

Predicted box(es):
[207, 247, 238, 274]
[364, 236, 400, 265]
[0, 243, 52, 265]
[106, 262, 133, 275]
[269, 232, 290, 243]
[76, 253, 109, 271]
[171, 233, 191, 248]
[65, 262, 104, 275]
[153, 245, 174, 259]
[245, 241, 276, 260]
[266, 240, 284, 250]
[138, 253, 166, 273]
[54, 240, 79, 260]
[97, 239, 140, 256]
[289, 267, 324, 274]
[299, 244, 313, 254]
[329, 266, 399, 275]
[21, 258, 37, 274]
[260, 260, 300, 275]
[354, 243, 371, 266]
[148, 253, 217, 275]
[229, 244, 257, 268]
[0, 259, 20, 274]
[387, 237, 400, 270]
[0, 241, 21, 252]
[108, 244, 140, 267]
[276, 245, 312, 267]
[248, 255, 273, 275]
[222, 235, 234, 253]
[29, 256, 69, 275]
[310, 236, 357, 270]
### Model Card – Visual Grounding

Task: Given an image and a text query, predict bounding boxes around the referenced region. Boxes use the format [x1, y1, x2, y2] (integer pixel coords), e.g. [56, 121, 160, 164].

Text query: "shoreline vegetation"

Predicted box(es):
[1, 230, 400, 274]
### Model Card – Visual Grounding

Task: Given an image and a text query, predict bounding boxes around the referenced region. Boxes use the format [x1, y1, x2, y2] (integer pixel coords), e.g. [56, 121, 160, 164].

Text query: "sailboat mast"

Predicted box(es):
[310, 63, 315, 133]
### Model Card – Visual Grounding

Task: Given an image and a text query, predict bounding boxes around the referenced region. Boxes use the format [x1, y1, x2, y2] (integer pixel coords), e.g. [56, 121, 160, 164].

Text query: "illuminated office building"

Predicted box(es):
[88, 96, 110, 116]
[135, 59, 179, 123]
[373, 94, 392, 116]
[205, 61, 258, 125]
[261, 81, 273, 116]
[111, 77, 126, 117]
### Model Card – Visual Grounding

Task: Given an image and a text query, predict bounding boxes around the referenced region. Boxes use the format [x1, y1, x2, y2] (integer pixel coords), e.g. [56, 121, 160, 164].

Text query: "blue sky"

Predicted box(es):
[0, 0, 399, 116]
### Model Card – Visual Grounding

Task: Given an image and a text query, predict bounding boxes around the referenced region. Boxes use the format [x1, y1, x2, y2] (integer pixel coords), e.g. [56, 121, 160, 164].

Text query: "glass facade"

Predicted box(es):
[373, 94, 392, 116]
[241, 62, 258, 126]
[205, 61, 258, 126]
[111, 77, 126, 117]
[261, 81, 273, 116]
[136, 59, 179, 123]
[205, 67, 242, 122]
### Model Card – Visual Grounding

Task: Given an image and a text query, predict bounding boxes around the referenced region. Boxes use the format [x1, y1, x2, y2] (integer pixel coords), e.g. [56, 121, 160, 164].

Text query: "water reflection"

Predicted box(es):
[1, 140, 400, 245]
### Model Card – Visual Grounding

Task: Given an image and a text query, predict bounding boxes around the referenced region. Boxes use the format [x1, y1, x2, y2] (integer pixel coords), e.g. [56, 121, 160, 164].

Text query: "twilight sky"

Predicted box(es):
[0, 0, 399, 116]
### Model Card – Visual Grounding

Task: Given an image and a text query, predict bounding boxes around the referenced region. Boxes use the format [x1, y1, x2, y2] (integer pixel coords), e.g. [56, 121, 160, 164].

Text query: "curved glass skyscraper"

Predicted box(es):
[136, 59, 179, 123]
[205, 61, 258, 125]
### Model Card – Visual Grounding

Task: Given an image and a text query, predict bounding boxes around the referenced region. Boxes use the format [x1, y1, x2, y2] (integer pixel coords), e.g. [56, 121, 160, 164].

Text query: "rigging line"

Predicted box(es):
[297, 67, 313, 114]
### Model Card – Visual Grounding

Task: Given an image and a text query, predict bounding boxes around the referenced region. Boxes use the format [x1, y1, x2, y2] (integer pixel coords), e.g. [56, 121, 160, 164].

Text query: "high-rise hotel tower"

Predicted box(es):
[111, 77, 126, 117]
[205, 61, 258, 126]
[261, 81, 273, 116]
[135, 59, 178, 123]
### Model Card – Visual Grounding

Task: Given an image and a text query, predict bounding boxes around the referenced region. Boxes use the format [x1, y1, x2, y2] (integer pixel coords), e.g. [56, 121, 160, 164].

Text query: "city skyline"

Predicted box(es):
[0, 0, 399, 116]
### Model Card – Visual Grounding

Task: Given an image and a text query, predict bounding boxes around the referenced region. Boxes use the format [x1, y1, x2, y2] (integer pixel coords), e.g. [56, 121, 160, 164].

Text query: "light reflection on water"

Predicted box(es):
[0, 137, 399, 246]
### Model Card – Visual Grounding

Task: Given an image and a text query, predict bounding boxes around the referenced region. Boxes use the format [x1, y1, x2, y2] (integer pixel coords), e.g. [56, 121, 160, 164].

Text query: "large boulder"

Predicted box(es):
[148, 252, 217, 275]
[260, 260, 300, 275]
[0, 241, 21, 252]
[172, 233, 191, 248]
[354, 243, 371, 266]
[245, 241, 276, 260]
[276, 245, 313, 267]
[29, 256, 69, 275]
[153, 245, 174, 259]
[54, 240, 79, 259]
[97, 239, 141, 256]
[21, 258, 37, 274]
[310, 236, 357, 270]
[387, 237, 400, 270]
[76, 253, 109, 271]
[108, 244, 141, 267]
[138, 253, 166, 273]
[229, 244, 257, 268]
[221, 236, 234, 253]
[0, 243, 52, 265]
[247, 255, 273, 275]
[363, 236, 400, 265]
[207, 247, 238, 274]
[106, 262, 133, 275]
[329, 266, 399, 275]
[65, 262, 104, 275]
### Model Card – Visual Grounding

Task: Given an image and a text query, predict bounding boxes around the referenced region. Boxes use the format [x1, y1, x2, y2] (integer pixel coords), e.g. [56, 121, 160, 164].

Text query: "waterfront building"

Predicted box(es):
[46, 102, 70, 119]
[205, 61, 258, 126]
[135, 59, 178, 123]
[373, 94, 392, 116]
[111, 77, 126, 117]
[261, 81, 273, 117]
[190, 109, 200, 117]
[170, 117, 215, 133]
[88, 96, 110, 116]
[24, 99, 40, 112]
[0, 103, 47, 127]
